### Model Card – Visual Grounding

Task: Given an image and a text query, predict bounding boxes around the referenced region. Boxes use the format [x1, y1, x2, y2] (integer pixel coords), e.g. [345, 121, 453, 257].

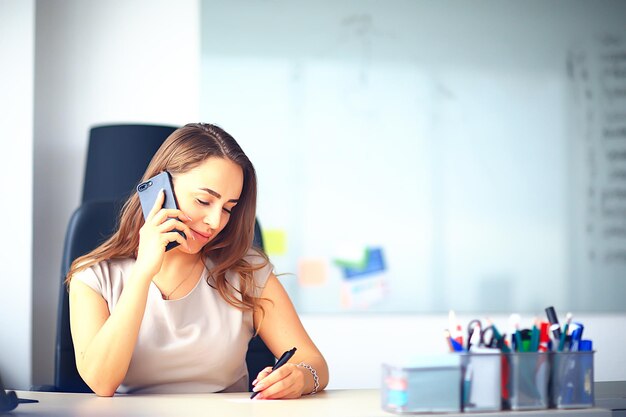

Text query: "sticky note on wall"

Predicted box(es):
[298, 259, 328, 286]
[262, 229, 288, 255]
[333, 247, 386, 279]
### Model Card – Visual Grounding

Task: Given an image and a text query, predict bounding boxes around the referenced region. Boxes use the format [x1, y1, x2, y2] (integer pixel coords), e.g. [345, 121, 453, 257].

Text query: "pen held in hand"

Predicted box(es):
[250, 347, 297, 399]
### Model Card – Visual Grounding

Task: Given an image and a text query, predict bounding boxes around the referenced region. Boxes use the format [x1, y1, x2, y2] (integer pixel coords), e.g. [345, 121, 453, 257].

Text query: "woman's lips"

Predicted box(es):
[191, 229, 211, 241]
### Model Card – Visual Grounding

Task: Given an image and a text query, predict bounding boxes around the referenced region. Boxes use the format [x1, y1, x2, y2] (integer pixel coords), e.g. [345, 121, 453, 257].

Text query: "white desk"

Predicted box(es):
[10, 389, 611, 417]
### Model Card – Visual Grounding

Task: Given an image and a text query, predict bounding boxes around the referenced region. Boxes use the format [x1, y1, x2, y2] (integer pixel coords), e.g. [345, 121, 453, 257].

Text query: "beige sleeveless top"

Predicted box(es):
[74, 250, 272, 394]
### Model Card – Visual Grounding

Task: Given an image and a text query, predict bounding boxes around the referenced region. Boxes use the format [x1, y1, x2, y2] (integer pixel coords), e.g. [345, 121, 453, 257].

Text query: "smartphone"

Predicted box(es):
[137, 171, 186, 251]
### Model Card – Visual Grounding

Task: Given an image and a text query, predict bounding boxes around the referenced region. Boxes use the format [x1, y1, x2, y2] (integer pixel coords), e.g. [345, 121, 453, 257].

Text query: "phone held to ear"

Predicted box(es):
[137, 171, 186, 251]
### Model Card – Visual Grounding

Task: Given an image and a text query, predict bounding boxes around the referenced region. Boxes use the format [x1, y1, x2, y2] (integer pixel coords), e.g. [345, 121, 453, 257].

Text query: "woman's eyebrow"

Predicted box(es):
[198, 187, 239, 203]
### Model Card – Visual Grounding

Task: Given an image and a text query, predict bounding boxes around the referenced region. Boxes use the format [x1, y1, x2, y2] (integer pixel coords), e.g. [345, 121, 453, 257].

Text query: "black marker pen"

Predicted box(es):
[250, 347, 297, 399]
[545, 306, 561, 340]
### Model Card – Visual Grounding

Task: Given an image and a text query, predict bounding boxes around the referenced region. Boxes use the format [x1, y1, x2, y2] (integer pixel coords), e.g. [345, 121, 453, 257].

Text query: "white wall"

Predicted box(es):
[200, 0, 626, 315]
[0, 0, 35, 390]
[32, 0, 200, 386]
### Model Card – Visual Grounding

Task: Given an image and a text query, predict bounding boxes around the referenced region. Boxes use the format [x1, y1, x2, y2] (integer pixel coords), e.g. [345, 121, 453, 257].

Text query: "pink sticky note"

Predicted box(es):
[297, 259, 327, 286]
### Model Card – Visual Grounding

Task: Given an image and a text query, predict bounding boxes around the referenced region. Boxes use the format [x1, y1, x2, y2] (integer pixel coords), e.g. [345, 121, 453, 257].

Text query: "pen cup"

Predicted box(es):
[502, 352, 550, 410]
[381, 355, 462, 414]
[550, 351, 595, 409]
[461, 352, 501, 413]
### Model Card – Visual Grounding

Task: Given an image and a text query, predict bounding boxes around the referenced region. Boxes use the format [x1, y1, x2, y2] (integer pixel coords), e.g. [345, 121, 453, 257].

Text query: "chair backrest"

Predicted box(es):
[55, 202, 274, 392]
[81, 124, 177, 204]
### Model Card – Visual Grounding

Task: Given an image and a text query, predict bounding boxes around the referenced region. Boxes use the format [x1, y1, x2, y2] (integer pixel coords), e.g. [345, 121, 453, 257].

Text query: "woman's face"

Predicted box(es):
[171, 157, 244, 254]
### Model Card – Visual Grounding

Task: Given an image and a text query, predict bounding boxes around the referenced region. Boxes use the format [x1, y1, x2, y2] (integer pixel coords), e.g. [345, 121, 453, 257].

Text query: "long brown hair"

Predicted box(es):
[67, 123, 269, 314]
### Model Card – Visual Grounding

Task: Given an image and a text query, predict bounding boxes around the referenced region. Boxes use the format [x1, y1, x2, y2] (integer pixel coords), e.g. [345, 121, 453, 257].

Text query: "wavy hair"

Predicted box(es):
[67, 123, 269, 315]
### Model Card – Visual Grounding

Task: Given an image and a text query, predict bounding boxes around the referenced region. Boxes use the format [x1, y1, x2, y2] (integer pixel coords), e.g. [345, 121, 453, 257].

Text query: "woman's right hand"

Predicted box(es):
[135, 189, 194, 277]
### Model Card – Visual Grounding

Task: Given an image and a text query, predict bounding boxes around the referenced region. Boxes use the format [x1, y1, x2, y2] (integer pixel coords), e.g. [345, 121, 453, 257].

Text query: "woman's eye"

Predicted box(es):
[197, 198, 231, 214]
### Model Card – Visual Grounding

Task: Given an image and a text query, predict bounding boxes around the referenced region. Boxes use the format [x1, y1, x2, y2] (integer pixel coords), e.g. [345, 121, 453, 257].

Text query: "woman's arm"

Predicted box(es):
[251, 274, 329, 399]
[69, 270, 153, 396]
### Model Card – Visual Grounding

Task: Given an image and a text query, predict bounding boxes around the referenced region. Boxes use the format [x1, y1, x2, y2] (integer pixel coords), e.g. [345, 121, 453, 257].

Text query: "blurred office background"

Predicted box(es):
[1, 0, 625, 390]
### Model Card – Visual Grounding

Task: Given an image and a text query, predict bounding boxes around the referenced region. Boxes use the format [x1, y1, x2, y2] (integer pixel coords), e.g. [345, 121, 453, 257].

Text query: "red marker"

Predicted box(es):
[538, 321, 550, 352]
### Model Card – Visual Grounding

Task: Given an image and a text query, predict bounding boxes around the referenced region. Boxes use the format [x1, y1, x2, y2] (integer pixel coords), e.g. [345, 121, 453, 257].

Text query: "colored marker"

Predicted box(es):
[445, 329, 464, 352]
[570, 323, 584, 351]
[530, 319, 540, 352]
[558, 313, 572, 352]
[545, 306, 561, 340]
[538, 321, 550, 352]
[487, 319, 511, 353]
[509, 314, 522, 352]
[448, 310, 463, 346]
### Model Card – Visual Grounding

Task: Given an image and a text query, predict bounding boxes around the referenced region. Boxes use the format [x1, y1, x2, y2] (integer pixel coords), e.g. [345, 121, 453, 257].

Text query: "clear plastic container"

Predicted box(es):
[382, 355, 462, 414]
[461, 351, 502, 412]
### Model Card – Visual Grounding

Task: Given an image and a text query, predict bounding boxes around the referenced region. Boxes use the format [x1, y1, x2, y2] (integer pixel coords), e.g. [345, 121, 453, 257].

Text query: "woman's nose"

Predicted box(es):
[203, 208, 221, 229]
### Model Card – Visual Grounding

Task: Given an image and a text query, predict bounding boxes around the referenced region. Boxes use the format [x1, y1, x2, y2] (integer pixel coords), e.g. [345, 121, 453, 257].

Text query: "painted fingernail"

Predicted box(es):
[252, 379, 258, 385]
[253, 384, 263, 392]
[186, 214, 192, 221]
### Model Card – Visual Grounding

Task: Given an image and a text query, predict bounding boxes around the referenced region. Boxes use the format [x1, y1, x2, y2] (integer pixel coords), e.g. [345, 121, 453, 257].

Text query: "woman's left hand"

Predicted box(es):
[251, 363, 306, 399]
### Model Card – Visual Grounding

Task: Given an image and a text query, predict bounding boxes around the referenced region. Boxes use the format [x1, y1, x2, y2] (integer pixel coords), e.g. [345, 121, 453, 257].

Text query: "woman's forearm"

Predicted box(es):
[299, 354, 329, 395]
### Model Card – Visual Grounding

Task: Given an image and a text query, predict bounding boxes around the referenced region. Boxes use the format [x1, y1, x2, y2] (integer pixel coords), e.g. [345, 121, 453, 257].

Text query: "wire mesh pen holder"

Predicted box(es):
[549, 351, 595, 409]
[501, 352, 550, 410]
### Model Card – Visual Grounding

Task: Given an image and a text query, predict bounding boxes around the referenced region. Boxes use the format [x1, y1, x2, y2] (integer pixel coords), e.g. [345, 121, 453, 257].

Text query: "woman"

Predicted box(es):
[67, 123, 328, 398]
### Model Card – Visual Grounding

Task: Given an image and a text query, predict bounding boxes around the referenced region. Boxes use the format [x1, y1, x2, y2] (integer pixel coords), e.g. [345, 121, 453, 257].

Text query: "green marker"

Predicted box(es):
[488, 321, 511, 353]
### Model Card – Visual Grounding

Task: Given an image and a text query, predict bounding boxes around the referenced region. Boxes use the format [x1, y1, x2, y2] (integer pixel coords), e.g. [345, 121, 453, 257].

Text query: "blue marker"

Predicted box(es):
[569, 323, 584, 351]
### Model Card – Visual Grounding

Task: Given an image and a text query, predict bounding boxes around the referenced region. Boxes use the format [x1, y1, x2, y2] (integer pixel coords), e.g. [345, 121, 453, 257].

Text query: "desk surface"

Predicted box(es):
[10, 389, 611, 417]
[596, 381, 626, 414]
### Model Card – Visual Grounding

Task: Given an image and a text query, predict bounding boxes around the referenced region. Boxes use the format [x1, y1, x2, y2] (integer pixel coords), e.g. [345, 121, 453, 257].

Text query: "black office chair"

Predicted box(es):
[52, 201, 273, 392]
[81, 124, 178, 204]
